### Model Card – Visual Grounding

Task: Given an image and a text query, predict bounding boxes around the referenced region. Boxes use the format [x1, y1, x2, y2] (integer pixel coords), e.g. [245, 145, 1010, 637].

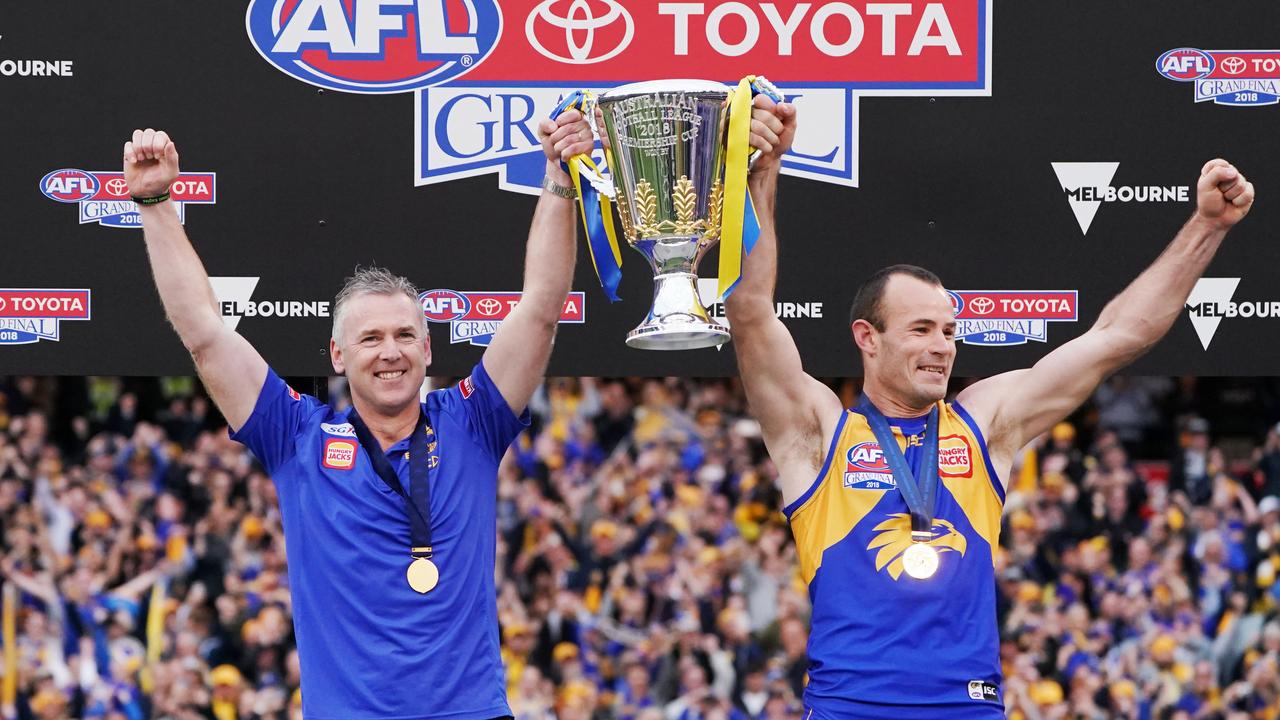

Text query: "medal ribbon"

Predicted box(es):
[717, 76, 779, 302]
[349, 409, 434, 558]
[551, 90, 623, 302]
[860, 396, 940, 536]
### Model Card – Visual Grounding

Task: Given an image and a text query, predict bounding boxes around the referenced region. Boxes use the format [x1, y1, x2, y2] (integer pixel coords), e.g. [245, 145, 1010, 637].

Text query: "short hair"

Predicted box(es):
[848, 264, 944, 332]
[331, 266, 424, 343]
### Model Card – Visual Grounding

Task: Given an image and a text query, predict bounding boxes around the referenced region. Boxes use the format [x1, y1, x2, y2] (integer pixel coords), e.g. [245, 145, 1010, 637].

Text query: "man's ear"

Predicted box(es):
[851, 319, 878, 356]
[329, 337, 345, 375]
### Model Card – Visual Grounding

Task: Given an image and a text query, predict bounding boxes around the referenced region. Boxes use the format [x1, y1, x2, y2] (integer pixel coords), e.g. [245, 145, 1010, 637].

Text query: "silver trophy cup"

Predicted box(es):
[597, 80, 732, 350]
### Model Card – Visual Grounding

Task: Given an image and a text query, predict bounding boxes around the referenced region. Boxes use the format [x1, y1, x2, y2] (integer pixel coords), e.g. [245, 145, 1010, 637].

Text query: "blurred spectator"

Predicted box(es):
[3, 373, 1280, 718]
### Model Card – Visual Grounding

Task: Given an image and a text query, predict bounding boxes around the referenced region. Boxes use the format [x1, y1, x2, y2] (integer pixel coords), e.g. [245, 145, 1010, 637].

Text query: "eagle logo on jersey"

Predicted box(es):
[867, 513, 967, 580]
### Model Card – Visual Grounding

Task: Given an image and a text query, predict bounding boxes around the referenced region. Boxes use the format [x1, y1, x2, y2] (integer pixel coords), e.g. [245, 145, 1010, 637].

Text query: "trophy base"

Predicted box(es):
[625, 272, 730, 351]
[625, 322, 731, 351]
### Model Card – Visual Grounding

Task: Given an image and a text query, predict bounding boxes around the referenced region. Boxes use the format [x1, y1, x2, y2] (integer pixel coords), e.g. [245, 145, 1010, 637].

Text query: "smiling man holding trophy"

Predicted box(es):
[724, 94, 1256, 718]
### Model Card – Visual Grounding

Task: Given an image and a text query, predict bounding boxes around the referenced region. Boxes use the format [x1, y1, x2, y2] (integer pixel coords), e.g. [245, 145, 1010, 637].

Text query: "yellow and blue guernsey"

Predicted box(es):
[784, 401, 1005, 719]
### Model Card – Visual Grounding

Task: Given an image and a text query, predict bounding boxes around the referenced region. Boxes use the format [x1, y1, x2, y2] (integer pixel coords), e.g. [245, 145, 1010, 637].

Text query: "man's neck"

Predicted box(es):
[352, 398, 419, 450]
[861, 382, 933, 419]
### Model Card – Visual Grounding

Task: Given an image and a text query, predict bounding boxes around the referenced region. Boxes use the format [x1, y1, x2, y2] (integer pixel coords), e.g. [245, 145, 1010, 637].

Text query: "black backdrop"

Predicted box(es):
[2, 1, 1277, 377]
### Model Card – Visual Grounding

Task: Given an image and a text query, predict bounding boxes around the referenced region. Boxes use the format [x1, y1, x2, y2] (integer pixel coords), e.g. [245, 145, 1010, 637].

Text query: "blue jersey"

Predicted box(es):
[785, 403, 1005, 719]
[231, 361, 528, 719]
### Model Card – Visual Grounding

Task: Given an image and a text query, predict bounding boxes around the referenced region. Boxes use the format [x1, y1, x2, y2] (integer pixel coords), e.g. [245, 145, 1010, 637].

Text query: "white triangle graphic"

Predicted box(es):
[1185, 277, 1240, 350]
[207, 277, 260, 331]
[697, 278, 730, 351]
[1051, 162, 1119, 235]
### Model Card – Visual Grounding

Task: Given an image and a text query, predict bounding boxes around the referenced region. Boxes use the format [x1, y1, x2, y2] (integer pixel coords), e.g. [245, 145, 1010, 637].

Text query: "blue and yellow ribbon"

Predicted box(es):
[551, 91, 624, 302]
[140, 576, 168, 693]
[718, 76, 779, 301]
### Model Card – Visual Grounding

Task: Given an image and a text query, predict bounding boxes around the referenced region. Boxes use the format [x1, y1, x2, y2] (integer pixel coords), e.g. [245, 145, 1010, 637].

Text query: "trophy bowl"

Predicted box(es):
[596, 80, 733, 351]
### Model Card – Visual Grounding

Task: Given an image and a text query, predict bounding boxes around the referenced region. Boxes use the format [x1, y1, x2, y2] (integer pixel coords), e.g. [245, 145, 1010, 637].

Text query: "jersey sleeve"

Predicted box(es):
[440, 359, 531, 461]
[228, 369, 322, 474]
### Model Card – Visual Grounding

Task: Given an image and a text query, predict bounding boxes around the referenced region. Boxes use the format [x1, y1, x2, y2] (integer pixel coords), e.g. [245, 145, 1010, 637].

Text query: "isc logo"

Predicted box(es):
[246, 0, 503, 94]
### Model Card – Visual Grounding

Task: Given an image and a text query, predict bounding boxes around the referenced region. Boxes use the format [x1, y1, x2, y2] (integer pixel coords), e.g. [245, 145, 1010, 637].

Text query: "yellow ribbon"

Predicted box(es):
[718, 76, 756, 301]
[2, 582, 15, 709]
[567, 152, 624, 285]
[559, 90, 624, 301]
[140, 578, 167, 693]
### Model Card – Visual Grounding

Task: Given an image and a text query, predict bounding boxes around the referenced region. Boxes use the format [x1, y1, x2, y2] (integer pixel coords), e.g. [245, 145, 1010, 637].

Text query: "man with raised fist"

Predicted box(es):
[122, 114, 593, 719]
[728, 98, 1255, 719]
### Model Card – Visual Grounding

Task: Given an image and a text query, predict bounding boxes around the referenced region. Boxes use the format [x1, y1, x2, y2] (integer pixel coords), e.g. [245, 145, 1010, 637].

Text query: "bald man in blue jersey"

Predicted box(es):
[729, 99, 1255, 718]
[122, 113, 594, 719]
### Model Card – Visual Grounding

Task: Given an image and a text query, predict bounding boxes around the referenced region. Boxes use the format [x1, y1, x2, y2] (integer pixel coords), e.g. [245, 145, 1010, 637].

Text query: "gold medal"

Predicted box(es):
[406, 557, 439, 594]
[902, 543, 939, 580]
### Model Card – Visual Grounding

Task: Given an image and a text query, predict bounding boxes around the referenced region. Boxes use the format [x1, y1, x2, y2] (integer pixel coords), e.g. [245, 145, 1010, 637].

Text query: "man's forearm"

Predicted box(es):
[515, 188, 577, 324]
[725, 168, 781, 325]
[1094, 213, 1228, 352]
[138, 203, 225, 354]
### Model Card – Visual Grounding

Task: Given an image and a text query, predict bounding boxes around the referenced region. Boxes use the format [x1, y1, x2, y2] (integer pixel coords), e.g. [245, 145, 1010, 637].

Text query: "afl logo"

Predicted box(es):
[245, 0, 503, 94]
[419, 289, 472, 322]
[847, 442, 889, 473]
[946, 290, 963, 317]
[40, 170, 100, 203]
[525, 0, 634, 65]
[1157, 48, 1215, 82]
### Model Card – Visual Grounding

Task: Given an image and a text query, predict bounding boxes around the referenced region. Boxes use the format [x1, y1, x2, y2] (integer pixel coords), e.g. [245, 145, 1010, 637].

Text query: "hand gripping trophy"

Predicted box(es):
[554, 76, 780, 350]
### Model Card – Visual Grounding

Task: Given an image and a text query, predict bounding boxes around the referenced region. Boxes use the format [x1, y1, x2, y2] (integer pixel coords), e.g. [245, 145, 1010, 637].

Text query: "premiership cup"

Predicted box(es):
[595, 80, 736, 350]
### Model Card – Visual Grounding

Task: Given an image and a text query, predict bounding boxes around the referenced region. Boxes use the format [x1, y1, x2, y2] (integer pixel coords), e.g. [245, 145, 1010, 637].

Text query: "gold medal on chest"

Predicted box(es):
[406, 557, 439, 594]
[902, 543, 939, 580]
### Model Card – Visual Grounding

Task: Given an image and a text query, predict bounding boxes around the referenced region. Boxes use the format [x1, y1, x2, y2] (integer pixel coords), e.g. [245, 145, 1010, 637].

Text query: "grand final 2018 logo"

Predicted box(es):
[419, 289, 585, 346]
[244, 0, 993, 193]
[947, 290, 1078, 347]
[39, 169, 216, 228]
[1157, 48, 1280, 107]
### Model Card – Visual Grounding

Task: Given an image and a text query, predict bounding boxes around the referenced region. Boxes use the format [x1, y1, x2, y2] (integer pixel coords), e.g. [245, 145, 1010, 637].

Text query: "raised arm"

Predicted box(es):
[959, 159, 1256, 472]
[125, 130, 267, 431]
[479, 112, 591, 414]
[725, 98, 843, 503]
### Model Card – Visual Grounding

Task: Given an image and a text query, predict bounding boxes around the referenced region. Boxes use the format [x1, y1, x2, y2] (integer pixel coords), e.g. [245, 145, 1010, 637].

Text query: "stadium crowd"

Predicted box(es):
[1, 373, 1280, 719]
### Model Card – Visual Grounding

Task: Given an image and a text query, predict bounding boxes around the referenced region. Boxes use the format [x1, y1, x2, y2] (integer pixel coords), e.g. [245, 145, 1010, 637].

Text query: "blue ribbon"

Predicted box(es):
[860, 396, 940, 534]
[718, 77, 780, 301]
[551, 90, 623, 302]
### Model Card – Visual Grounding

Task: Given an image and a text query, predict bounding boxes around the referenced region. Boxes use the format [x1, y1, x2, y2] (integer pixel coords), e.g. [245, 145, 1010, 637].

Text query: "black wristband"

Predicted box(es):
[132, 191, 171, 206]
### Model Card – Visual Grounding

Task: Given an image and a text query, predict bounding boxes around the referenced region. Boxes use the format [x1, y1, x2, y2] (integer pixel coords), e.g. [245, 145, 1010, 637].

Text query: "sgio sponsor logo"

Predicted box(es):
[39, 170, 216, 228]
[0, 289, 90, 345]
[947, 291, 1078, 347]
[419, 289, 585, 346]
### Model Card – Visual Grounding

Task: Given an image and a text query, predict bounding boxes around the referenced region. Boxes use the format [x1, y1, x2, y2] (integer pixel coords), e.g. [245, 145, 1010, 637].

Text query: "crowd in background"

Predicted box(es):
[2, 373, 1280, 719]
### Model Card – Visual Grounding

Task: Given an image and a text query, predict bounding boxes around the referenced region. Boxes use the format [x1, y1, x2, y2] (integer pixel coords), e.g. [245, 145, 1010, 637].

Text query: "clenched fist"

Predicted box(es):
[1197, 159, 1255, 230]
[537, 109, 595, 187]
[123, 129, 180, 199]
[748, 94, 797, 176]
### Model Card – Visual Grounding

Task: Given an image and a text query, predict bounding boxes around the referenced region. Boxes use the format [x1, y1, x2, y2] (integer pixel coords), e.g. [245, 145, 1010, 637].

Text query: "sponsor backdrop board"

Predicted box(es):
[1, 1, 1278, 377]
